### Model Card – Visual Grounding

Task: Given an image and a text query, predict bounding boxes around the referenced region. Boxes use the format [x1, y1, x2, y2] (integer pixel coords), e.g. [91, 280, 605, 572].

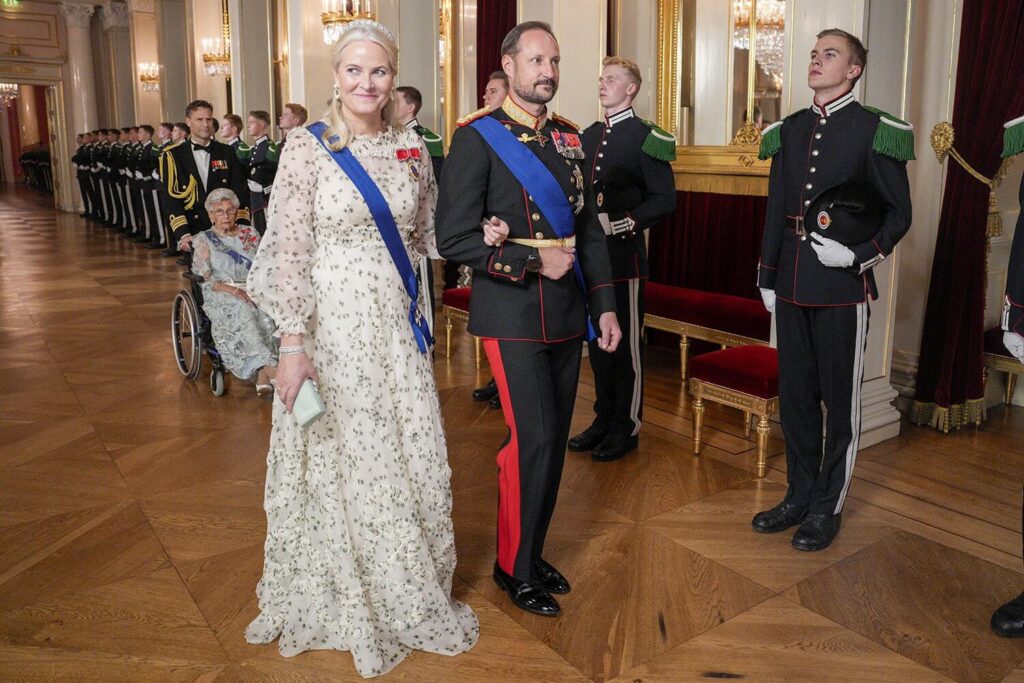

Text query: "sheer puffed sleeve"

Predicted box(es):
[190, 232, 215, 298]
[246, 127, 319, 337]
[412, 137, 440, 259]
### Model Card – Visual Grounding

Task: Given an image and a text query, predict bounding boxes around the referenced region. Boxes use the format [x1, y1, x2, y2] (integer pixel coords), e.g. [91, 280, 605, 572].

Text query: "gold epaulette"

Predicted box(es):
[164, 140, 184, 152]
[457, 107, 492, 127]
[550, 113, 581, 132]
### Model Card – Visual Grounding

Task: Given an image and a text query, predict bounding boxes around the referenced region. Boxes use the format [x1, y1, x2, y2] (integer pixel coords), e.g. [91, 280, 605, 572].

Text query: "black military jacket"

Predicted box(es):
[246, 136, 279, 213]
[137, 141, 157, 189]
[581, 108, 676, 280]
[163, 138, 250, 241]
[125, 142, 141, 185]
[72, 144, 88, 176]
[407, 119, 445, 181]
[107, 142, 124, 182]
[436, 98, 616, 342]
[757, 93, 913, 305]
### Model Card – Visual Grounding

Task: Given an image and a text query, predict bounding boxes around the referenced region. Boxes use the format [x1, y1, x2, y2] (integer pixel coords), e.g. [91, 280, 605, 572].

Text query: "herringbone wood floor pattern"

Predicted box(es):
[2, 184, 1024, 682]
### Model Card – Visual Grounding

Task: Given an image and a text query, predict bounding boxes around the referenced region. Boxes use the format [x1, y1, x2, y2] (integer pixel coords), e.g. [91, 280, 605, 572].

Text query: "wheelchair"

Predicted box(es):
[171, 271, 228, 396]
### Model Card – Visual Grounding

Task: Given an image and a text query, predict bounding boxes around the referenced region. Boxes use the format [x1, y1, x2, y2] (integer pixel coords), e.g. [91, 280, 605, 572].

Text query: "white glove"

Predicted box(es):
[247, 179, 264, 193]
[1005, 331, 1024, 364]
[759, 288, 776, 314]
[810, 232, 855, 268]
[610, 216, 636, 236]
[597, 212, 612, 235]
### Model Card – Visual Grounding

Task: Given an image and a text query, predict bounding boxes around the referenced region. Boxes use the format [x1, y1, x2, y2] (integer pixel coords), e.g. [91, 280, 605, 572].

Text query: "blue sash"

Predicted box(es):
[205, 230, 253, 270]
[307, 122, 431, 353]
[469, 116, 596, 340]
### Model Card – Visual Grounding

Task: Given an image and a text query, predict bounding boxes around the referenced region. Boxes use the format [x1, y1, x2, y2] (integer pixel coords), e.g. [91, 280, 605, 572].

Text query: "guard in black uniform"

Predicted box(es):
[126, 127, 148, 241]
[569, 56, 676, 462]
[752, 29, 913, 551]
[436, 22, 620, 617]
[991, 113, 1024, 638]
[72, 134, 92, 218]
[242, 110, 279, 236]
[164, 100, 250, 251]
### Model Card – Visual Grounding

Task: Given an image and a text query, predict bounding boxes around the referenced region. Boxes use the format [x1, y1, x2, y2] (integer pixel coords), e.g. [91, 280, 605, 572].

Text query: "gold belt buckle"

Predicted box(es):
[553, 238, 566, 247]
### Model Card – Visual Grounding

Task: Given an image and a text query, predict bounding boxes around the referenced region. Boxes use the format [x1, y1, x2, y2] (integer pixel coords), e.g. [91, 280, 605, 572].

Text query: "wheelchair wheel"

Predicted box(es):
[210, 368, 226, 396]
[171, 290, 203, 380]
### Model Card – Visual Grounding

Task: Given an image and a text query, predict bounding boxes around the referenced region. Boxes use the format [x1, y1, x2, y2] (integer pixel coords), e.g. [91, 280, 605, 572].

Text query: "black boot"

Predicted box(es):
[791, 513, 842, 551]
[992, 593, 1024, 637]
[492, 563, 560, 616]
[567, 424, 607, 452]
[591, 433, 638, 462]
[751, 500, 807, 534]
[472, 378, 498, 401]
[535, 559, 570, 594]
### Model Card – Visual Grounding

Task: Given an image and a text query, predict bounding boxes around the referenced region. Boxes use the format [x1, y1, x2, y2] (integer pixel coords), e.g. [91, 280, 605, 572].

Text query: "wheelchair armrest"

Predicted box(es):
[183, 272, 206, 284]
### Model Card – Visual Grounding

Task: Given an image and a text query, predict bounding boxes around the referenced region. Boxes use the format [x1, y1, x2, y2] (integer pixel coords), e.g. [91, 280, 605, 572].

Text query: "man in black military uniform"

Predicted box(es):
[127, 126, 149, 241]
[104, 128, 125, 229]
[72, 133, 93, 218]
[753, 29, 913, 551]
[991, 114, 1024, 638]
[243, 110, 279, 236]
[220, 113, 244, 153]
[164, 100, 250, 254]
[396, 86, 444, 327]
[569, 56, 677, 462]
[437, 21, 621, 617]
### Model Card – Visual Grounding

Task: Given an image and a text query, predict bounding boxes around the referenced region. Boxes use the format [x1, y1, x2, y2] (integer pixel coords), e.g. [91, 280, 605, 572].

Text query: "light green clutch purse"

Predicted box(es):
[293, 379, 326, 428]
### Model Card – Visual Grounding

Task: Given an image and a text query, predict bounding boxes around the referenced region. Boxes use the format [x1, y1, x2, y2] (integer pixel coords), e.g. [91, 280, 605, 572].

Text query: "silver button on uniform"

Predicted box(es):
[815, 133, 822, 139]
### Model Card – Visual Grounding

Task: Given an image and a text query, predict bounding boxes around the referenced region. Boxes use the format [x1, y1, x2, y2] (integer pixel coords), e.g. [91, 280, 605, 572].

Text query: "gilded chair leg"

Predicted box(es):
[755, 415, 771, 478]
[680, 335, 690, 381]
[693, 396, 705, 455]
[743, 410, 752, 438]
[474, 336, 482, 368]
[444, 312, 453, 359]
[1007, 372, 1018, 407]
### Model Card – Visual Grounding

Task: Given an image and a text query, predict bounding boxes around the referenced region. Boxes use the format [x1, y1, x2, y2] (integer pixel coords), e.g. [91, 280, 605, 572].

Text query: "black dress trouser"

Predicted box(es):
[588, 278, 645, 436]
[776, 299, 869, 515]
[484, 337, 582, 583]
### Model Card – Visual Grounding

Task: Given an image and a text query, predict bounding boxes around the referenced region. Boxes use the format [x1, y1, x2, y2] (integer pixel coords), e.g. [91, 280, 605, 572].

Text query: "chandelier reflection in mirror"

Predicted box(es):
[733, 0, 785, 93]
[322, 0, 377, 45]
[0, 83, 17, 106]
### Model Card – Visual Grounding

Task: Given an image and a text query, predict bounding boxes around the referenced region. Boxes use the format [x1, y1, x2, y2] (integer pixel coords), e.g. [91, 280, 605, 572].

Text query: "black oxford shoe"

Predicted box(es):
[492, 563, 560, 617]
[535, 559, 570, 594]
[472, 379, 498, 401]
[791, 512, 842, 551]
[751, 501, 808, 534]
[568, 424, 608, 452]
[488, 394, 501, 409]
[992, 593, 1024, 637]
[592, 433, 639, 462]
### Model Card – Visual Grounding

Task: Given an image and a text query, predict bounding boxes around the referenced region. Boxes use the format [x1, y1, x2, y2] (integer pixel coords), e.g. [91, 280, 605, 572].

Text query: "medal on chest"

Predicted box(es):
[211, 159, 227, 171]
[396, 147, 421, 181]
[551, 130, 584, 159]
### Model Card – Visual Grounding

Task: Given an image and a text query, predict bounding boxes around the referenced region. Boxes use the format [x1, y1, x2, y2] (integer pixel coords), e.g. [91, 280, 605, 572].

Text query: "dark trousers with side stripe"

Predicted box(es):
[776, 299, 869, 515]
[484, 337, 582, 583]
[588, 278, 645, 436]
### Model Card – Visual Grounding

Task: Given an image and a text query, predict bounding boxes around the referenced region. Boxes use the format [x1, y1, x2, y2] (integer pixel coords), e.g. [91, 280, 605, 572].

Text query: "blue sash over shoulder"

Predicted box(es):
[469, 115, 596, 341]
[205, 229, 253, 270]
[307, 121, 432, 353]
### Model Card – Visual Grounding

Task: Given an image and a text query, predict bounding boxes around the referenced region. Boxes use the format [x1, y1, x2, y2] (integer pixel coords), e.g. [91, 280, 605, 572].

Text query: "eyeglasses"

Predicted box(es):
[211, 208, 238, 217]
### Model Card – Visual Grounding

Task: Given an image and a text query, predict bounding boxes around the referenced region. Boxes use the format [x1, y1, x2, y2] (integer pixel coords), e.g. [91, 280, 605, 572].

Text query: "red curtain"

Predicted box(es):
[648, 190, 767, 300]
[912, 0, 1024, 431]
[475, 0, 517, 106]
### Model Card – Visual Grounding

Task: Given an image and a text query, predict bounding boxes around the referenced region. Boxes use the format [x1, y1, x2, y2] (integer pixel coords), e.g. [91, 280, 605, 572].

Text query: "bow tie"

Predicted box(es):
[192, 142, 210, 152]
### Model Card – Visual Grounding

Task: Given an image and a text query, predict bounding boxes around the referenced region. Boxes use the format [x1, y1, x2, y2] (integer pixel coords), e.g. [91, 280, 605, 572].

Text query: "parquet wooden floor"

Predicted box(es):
[2, 182, 1024, 682]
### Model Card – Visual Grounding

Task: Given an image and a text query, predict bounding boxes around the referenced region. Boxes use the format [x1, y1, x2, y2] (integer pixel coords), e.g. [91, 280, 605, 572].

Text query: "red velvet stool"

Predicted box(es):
[441, 287, 481, 367]
[984, 326, 1024, 406]
[688, 345, 779, 477]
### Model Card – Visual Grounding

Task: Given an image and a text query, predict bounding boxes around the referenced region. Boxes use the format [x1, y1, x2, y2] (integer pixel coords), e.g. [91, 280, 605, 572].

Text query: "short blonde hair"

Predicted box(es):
[602, 56, 642, 89]
[323, 23, 399, 151]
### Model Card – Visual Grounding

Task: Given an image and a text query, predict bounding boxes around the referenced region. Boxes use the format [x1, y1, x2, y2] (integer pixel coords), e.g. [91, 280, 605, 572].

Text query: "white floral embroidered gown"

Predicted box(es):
[244, 125, 478, 677]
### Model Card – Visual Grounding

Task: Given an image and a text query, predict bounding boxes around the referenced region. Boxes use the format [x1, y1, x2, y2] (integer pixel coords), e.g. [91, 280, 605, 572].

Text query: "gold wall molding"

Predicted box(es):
[672, 145, 770, 196]
[655, 0, 679, 134]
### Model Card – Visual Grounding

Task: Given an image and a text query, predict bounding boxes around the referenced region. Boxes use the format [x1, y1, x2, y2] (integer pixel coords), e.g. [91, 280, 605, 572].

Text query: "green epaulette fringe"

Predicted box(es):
[640, 120, 677, 162]
[1002, 115, 1024, 158]
[864, 106, 916, 161]
[266, 141, 281, 163]
[236, 142, 252, 162]
[758, 120, 783, 160]
[416, 126, 445, 158]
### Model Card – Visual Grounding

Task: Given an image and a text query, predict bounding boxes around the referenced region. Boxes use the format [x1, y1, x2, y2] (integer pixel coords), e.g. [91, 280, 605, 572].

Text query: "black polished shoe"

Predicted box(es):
[567, 424, 608, 452]
[751, 500, 808, 534]
[535, 559, 570, 594]
[175, 257, 189, 266]
[144, 241, 164, 250]
[161, 248, 180, 258]
[592, 433, 639, 462]
[791, 513, 841, 551]
[488, 393, 501, 410]
[492, 563, 560, 617]
[992, 593, 1024, 637]
[472, 378, 498, 401]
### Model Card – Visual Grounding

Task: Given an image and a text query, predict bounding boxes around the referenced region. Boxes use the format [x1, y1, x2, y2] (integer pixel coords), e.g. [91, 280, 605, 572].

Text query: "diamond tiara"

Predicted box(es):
[338, 19, 395, 42]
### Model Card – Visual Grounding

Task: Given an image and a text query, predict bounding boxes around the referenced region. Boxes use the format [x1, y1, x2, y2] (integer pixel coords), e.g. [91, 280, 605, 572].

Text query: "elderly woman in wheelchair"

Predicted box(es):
[190, 188, 278, 394]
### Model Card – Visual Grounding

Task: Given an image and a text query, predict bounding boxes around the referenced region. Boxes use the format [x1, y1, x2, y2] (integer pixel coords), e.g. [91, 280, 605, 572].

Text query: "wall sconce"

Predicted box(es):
[138, 63, 160, 92]
[322, 0, 376, 46]
[202, 0, 232, 77]
[0, 82, 17, 106]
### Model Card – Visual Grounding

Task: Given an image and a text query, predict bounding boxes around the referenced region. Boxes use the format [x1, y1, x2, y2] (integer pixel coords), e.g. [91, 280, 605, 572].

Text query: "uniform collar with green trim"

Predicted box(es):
[606, 107, 635, 127]
[254, 135, 269, 145]
[811, 90, 855, 117]
[404, 118, 419, 130]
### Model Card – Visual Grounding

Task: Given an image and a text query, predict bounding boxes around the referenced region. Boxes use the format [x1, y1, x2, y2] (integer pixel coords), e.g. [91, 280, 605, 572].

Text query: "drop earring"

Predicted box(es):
[333, 85, 341, 101]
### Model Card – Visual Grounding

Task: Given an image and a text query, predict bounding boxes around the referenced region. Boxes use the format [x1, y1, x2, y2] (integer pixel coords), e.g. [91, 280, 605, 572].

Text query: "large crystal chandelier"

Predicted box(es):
[733, 0, 786, 93]
[138, 63, 160, 92]
[322, 0, 376, 45]
[0, 83, 17, 106]
[201, 0, 232, 77]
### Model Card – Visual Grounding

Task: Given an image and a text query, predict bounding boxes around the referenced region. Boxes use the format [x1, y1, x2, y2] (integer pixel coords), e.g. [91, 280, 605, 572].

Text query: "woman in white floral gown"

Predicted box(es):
[244, 20, 478, 678]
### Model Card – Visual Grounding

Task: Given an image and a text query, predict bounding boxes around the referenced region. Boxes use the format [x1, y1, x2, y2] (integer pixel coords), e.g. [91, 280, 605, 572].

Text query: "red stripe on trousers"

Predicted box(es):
[483, 338, 522, 576]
